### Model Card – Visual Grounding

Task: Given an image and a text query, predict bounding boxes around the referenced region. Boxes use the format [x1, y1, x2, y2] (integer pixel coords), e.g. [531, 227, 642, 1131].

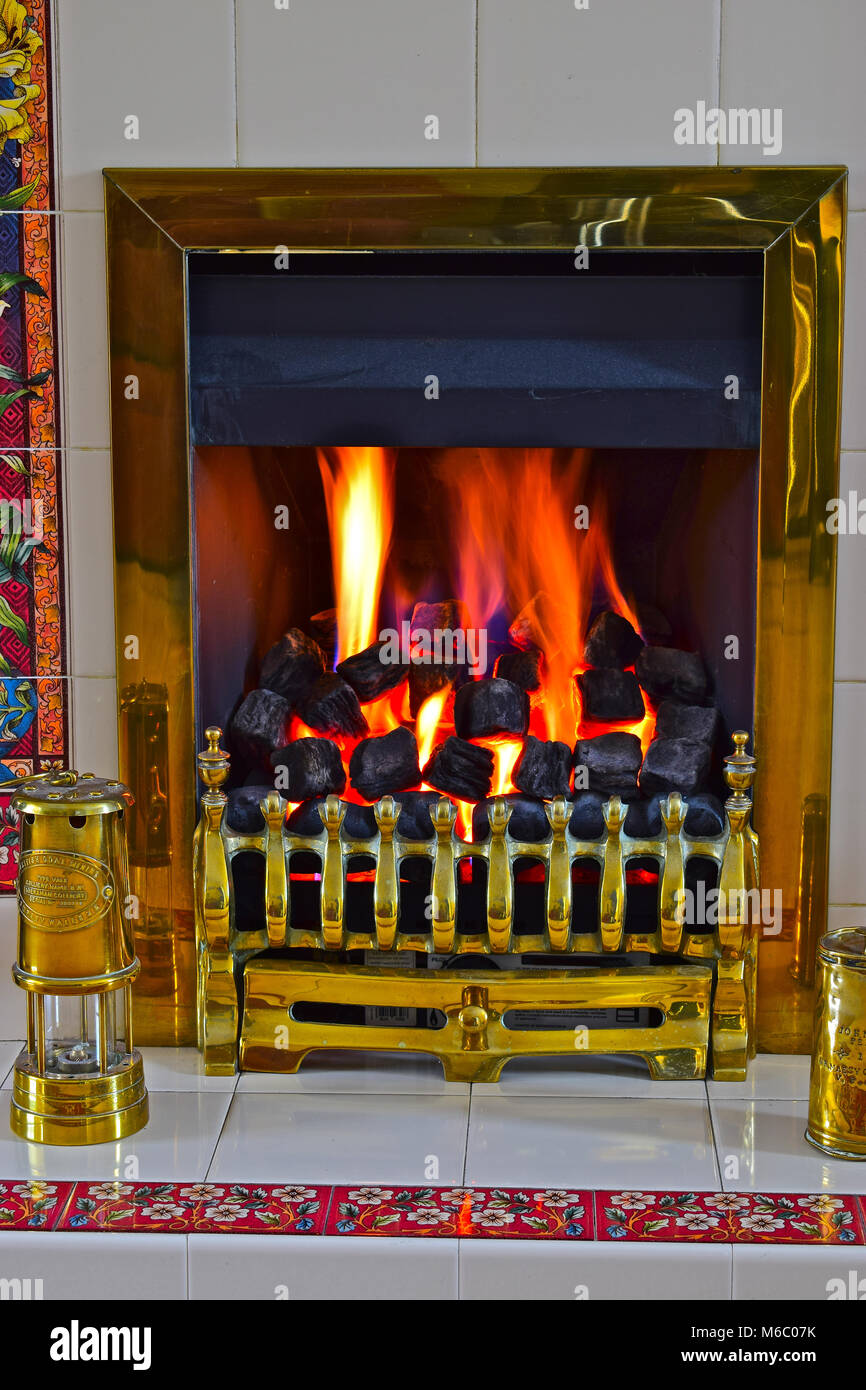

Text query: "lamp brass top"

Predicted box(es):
[10, 770, 134, 819]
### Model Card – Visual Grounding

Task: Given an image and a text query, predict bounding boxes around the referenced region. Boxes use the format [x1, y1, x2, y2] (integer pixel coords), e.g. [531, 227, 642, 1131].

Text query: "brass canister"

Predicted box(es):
[806, 928, 866, 1159]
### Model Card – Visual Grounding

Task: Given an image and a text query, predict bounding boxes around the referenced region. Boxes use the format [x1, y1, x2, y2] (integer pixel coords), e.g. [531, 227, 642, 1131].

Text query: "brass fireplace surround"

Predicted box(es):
[104, 167, 845, 1056]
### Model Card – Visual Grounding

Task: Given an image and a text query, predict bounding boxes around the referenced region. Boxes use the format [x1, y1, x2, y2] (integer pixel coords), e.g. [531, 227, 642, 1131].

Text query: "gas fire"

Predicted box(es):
[306, 444, 656, 801]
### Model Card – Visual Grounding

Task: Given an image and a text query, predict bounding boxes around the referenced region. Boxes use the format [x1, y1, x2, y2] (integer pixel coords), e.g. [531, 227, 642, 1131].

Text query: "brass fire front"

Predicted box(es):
[195, 729, 759, 1082]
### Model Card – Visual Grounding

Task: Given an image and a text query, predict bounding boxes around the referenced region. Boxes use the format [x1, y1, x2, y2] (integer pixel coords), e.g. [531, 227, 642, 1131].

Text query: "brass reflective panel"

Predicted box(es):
[104, 167, 846, 1057]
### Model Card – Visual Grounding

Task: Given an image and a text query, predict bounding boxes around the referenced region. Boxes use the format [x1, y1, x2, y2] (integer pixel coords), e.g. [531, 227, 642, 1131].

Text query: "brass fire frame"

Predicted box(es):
[104, 167, 845, 1051]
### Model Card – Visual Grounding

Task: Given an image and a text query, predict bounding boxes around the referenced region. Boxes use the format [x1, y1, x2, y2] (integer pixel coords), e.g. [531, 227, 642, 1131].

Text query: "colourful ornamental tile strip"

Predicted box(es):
[2, 1184, 865, 1242]
[0, 1178, 73, 1230]
[326, 1186, 592, 1239]
[55, 1182, 329, 1236]
[594, 1191, 865, 1244]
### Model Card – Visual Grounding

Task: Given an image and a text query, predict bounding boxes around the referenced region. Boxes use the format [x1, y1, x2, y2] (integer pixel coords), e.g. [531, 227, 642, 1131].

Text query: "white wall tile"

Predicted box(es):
[460, 1240, 732, 1301]
[711, 1098, 866, 1193]
[828, 904, 866, 929]
[842, 214, 866, 451]
[236, 0, 475, 167]
[829, 682, 866, 904]
[55, 0, 237, 211]
[733, 1244, 866, 1302]
[721, 0, 866, 207]
[64, 450, 115, 677]
[208, 1092, 470, 1184]
[71, 676, 118, 777]
[0, 1232, 187, 1300]
[59, 213, 109, 449]
[465, 1096, 719, 1190]
[189, 1234, 458, 1300]
[834, 453, 866, 679]
[478, 0, 720, 166]
[0, 1091, 230, 1182]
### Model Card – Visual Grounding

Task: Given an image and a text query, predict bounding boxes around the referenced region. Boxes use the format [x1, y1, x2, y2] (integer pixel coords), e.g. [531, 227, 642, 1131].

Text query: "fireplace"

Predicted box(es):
[104, 168, 845, 1068]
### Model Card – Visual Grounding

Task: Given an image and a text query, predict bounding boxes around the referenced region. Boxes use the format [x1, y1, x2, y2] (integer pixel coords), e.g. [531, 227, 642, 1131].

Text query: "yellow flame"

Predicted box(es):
[416, 687, 451, 770]
[317, 446, 394, 663]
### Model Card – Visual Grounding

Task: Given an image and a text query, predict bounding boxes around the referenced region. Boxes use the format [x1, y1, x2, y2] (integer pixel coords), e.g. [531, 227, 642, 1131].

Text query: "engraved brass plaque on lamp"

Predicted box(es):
[9, 770, 149, 1145]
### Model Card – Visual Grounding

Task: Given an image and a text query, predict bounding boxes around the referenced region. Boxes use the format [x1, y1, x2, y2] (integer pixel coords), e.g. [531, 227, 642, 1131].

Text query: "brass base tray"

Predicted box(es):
[10, 1053, 149, 1146]
[239, 958, 715, 1083]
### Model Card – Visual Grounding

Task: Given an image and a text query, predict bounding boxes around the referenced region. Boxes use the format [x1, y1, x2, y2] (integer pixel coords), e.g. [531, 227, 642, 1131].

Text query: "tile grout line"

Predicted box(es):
[716, 0, 723, 169]
[474, 0, 479, 167]
[232, 0, 240, 168]
[705, 1084, 725, 1190]
[202, 1078, 241, 1181]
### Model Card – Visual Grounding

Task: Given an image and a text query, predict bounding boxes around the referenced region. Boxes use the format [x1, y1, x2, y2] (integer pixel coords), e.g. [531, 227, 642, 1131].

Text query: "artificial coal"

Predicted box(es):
[453, 677, 529, 739]
[423, 736, 494, 801]
[513, 736, 572, 800]
[297, 673, 368, 738]
[259, 628, 325, 704]
[270, 736, 346, 800]
[349, 726, 422, 802]
[575, 668, 645, 723]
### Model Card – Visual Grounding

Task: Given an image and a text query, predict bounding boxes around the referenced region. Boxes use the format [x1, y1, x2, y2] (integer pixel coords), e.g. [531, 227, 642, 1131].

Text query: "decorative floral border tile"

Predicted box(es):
[326, 1186, 592, 1239]
[0, 1178, 73, 1230]
[3, 1182, 865, 1242]
[594, 1191, 865, 1244]
[55, 1182, 329, 1235]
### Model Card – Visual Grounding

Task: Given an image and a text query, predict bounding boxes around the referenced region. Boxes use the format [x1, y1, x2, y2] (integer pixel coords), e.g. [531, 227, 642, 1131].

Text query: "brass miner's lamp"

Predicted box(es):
[9, 769, 149, 1145]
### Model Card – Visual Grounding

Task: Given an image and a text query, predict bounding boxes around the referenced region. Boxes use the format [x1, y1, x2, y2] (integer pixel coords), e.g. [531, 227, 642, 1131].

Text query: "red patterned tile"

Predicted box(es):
[326, 1186, 592, 1239]
[0, 1179, 73, 1230]
[594, 1190, 864, 1244]
[56, 1182, 329, 1235]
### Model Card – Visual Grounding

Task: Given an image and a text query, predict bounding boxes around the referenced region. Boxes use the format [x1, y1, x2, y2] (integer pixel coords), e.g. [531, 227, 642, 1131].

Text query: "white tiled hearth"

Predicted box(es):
[2, 1048, 864, 1301]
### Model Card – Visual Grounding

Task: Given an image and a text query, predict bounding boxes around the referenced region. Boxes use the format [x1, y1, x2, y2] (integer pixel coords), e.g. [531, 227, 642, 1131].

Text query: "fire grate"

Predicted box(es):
[194, 729, 758, 1081]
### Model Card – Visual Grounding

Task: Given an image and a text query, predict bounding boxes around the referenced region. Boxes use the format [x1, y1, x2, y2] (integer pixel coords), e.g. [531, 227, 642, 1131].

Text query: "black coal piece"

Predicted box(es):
[336, 642, 407, 703]
[297, 673, 368, 738]
[408, 598, 473, 717]
[349, 726, 422, 802]
[453, 677, 529, 739]
[639, 737, 711, 797]
[568, 791, 643, 839]
[309, 608, 338, 664]
[635, 646, 708, 703]
[288, 797, 376, 839]
[423, 736, 494, 801]
[226, 785, 272, 834]
[574, 731, 643, 794]
[575, 668, 645, 723]
[269, 737, 346, 801]
[394, 790, 442, 841]
[494, 648, 543, 692]
[513, 736, 572, 800]
[259, 628, 326, 704]
[625, 792, 724, 838]
[656, 700, 720, 746]
[472, 793, 551, 843]
[229, 689, 290, 768]
[583, 611, 644, 669]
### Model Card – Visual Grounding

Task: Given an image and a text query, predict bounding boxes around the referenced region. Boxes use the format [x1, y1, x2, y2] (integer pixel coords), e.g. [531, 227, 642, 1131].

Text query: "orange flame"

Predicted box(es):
[436, 449, 647, 748]
[317, 446, 394, 664]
